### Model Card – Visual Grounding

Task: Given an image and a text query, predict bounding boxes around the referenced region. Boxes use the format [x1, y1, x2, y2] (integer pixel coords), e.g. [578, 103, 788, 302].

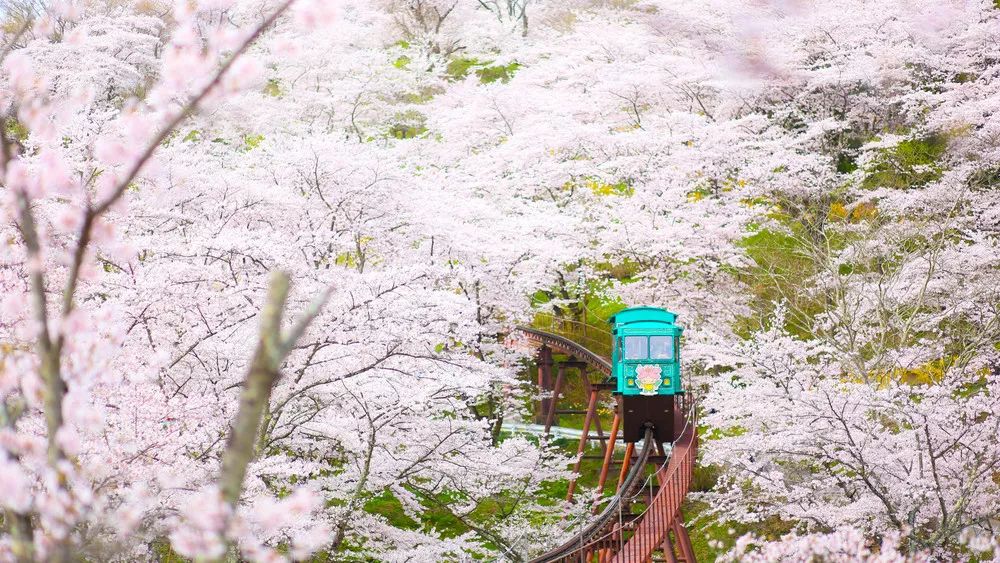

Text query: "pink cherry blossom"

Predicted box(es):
[0, 460, 33, 513]
[1, 0, 997, 561]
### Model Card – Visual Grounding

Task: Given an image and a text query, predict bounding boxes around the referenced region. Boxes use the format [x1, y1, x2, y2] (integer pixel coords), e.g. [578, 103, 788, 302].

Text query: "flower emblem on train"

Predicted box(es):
[635, 364, 662, 395]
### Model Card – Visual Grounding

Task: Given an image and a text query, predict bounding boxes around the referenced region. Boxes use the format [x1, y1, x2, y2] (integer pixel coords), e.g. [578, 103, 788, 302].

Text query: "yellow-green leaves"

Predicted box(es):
[563, 175, 634, 197]
[262, 78, 283, 97]
[445, 57, 521, 84]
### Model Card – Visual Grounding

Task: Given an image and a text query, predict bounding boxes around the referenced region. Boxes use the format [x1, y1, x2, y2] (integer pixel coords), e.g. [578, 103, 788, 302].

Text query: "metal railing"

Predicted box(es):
[612, 396, 698, 562]
[528, 426, 656, 563]
[524, 397, 699, 563]
[530, 312, 613, 361]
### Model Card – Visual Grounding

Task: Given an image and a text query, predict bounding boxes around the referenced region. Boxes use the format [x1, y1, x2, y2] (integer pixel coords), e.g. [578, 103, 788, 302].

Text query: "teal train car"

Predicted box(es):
[610, 307, 684, 442]
[610, 306, 683, 396]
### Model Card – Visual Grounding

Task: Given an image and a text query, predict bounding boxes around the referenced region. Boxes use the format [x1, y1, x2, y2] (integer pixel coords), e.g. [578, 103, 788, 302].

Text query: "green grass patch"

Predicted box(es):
[364, 491, 421, 530]
[388, 110, 428, 140]
[401, 86, 442, 104]
[477, 62, 521, 84]
[683, 499, 795, 562]
[733, 227, 818, 339]
[151, 539, 185, 562]
[4, 118, 28, 141]
[242, 133, 265, 151]
[446, 57, 521, 84]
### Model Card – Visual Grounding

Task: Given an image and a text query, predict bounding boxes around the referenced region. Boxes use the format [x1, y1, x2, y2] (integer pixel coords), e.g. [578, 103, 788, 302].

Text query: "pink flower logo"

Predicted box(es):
[635, 364, 662, 395]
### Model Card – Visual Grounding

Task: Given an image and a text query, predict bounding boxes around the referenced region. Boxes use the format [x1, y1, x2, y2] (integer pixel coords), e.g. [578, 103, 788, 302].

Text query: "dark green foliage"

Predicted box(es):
[446, 57, 481, 80]
[388, 110, 428, 139]
[862, 133, 948, 190]
[476, 62, 521, 84]
[836, 152, 858, 173]
[691, 461, 722, 493]
[968, 165, 1000, 191]
[364, 491, 420, 530]
[362, 482, 563, 559]
[832, 134, 865, 175]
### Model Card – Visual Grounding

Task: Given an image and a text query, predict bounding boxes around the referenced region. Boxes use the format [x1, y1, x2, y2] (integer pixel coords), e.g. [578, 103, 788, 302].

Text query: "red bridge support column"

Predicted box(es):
[566, 384, 599, 501]
[543, 364, 567, 433]
[535, 346, 553, 424]
[671, 518, 695, 563]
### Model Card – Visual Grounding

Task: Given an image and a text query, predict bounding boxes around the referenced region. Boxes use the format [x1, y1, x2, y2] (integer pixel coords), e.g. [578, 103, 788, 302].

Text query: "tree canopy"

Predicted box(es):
[1, 0, 999, 561]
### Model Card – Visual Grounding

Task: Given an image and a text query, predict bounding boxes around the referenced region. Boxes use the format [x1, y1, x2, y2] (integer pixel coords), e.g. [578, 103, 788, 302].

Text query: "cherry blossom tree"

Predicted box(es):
[3, 0, 1000, 561]
[0, 1, 347, 560]
[696, 0, 1000, 557]
[4, 1, 577, 560]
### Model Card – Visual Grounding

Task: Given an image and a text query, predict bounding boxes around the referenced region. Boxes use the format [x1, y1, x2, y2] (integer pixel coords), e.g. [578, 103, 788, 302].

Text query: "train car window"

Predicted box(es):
[649, 336, 673, 360]
[623, 336, 647, 360]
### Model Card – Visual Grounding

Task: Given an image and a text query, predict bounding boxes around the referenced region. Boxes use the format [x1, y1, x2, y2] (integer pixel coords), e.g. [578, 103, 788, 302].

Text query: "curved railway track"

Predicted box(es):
[515, 324, 698, 563]
[528, 426, 655, 562]
[516, 326, 612, 375]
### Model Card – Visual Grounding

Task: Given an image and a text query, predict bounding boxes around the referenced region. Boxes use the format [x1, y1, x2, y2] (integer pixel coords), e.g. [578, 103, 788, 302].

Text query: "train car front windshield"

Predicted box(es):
[623, 336, 648, 359]
[649, 336, 674, 360]
[621, 335, 675, 361]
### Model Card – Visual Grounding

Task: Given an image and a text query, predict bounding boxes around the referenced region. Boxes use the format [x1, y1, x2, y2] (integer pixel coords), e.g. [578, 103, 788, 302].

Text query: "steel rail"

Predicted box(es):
[528, 426, 655, 563]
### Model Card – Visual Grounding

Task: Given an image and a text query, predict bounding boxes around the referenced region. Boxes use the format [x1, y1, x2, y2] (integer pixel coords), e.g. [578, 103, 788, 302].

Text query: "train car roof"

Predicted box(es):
[607, 306, 677, 326]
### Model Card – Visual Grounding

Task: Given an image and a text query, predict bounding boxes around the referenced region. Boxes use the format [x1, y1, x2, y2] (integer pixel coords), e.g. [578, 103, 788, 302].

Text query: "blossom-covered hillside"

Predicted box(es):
[1, 0, 999, 561]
